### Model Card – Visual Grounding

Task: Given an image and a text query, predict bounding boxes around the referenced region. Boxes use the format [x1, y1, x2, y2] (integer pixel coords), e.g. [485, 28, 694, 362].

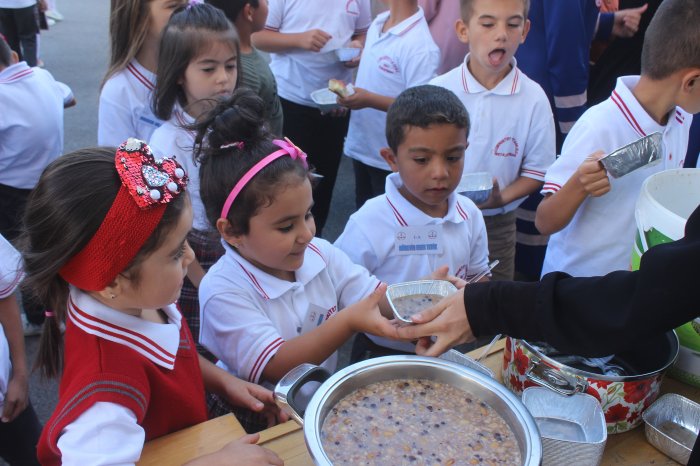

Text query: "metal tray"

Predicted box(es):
[438, 349, 495, 379]
[386, 280, 457, 324]
[522, 387, 607, 466]
[643, 393, 700, 465]
[599, 132, 663, 178]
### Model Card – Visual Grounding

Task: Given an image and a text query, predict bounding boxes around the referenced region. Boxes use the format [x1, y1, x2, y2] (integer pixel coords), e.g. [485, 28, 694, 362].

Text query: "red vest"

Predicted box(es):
[38, 311, 207, 465]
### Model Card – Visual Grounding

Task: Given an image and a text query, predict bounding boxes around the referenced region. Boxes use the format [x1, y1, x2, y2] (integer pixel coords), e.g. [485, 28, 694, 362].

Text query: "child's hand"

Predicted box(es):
[343, 40, 363, 68]
[184, 434, 283, 466]
[477, 178, 503, 209]
[1, 372, 29, 423]
[221, 377, 289, 428]
[577, 150, 611, 197]
[347, 283, 399, 338]
[336, 87, 371, 110]
[424, 265, 467, 289]
[298, 29, 332, 52]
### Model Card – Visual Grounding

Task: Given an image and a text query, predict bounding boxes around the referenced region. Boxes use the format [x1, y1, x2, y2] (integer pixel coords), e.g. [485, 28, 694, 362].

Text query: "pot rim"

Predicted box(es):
[515, 331, 680, 383]
[302, 355, 542, 466]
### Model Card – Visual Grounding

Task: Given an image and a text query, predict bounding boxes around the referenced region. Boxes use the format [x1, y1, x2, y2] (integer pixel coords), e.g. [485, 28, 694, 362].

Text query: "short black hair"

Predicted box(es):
[641, 0, 700, 80]
[460, 0, 530, 22]
[205, 0, 258, 22]
[0, 34, 12, 67]
[385, 85, 470, 153]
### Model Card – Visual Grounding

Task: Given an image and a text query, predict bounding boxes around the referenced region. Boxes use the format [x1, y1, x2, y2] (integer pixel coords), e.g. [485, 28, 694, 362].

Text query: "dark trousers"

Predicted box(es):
[280, 98, 349, 237]
[0, 402, 42, 465]
[352, 160, 391, 209]
[0, 6, 39, 67]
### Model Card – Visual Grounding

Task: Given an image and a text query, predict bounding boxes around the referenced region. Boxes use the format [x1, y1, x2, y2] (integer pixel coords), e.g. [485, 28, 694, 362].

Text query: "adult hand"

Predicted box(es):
[1, 372, 29, 423]
[395, 288, 474, 357]
[221, 377, 289, 428]
[298, 29, 332, 52]
[612, 4, 648, 38]
[577, 150, 611, 197]
[184, 434, 283, 466]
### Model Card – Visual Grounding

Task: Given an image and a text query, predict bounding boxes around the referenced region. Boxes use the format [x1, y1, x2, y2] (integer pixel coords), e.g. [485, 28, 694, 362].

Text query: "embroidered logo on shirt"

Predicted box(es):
[378, 56, 399, 74]
[494, 137, 519, 158]
[346, 0, 360, 15]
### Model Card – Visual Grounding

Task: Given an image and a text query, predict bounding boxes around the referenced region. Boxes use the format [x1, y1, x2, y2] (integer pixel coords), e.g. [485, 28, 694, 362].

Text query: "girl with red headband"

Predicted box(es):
[193, 89, 400, 433]
[21, 140, 283, 465]
[150, 2, 239, 359]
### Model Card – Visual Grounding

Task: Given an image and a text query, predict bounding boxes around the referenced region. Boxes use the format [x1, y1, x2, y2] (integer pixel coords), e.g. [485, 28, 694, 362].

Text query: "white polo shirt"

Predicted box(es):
[98, 60, 162, 146]
[199, 238, 380, 389]
[265, 0, 371, 107]
[149, 108, 210, 231]
[335, 173, 489, 351]
[430, 56, 555, 216]
[0, 62, 64, 189]
[0, 0, 35, 8]
[343, 7, 440, 170]
[541, 76, 691, 277]
[0, 235, 23, 411]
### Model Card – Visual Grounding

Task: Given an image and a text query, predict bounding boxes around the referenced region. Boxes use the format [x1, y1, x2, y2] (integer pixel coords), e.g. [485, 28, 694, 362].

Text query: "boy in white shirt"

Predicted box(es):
[429, 0, 555, 281]
[536, 0, 699, 277]
[339, 0, 440, 209]
[335, 85, 489, 360]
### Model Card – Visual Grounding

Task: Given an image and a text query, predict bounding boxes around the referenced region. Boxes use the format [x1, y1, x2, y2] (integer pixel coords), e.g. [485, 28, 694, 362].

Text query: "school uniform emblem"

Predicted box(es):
[494, 137, 519, 158]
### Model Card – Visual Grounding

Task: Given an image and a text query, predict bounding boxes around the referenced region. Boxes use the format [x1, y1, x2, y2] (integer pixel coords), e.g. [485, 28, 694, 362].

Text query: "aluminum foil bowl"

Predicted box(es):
[523, 387, 607, 466]
[643, 393, 700, 465]
[386, 280, 457, 324]
[599, 132, 663, 178]
[458, 171, 493, 204]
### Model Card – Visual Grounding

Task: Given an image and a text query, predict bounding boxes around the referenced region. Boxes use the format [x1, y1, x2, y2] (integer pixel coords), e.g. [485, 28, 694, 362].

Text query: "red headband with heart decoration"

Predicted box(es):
[59, 138, 188, 291]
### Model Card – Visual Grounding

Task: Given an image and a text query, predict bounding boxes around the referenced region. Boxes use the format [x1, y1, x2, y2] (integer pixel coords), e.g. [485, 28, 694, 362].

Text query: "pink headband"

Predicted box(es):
[219, 138, 308, 219]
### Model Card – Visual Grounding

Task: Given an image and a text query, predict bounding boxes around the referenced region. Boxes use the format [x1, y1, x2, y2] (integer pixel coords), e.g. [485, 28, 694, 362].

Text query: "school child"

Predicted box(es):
[536, 0, 699, 278]
[0, 234, 41, 465]
[252, 0, 371, 235]
[206, 0, 283, 136]
[22, 140, 284, 465]
[195, 89, 399, 432]
[149, 2, 238, 357]
[98, 0, 188, 146]
[339, 0, 440, 209]
[335, 85, 489, 361]
[429, 0, 555, 281]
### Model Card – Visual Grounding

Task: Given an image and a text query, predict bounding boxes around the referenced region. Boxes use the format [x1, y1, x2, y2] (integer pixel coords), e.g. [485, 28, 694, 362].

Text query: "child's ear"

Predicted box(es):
[96, 278, 123, 302]
[243, 3, 254, 22]
[682, 69, 700, 92]
[380, 147, 399, 173]
[216, 218, 242, 247]
[455, 19, 469, 45]
[520, 19, 531, 44]
[10, 50, 18, 65]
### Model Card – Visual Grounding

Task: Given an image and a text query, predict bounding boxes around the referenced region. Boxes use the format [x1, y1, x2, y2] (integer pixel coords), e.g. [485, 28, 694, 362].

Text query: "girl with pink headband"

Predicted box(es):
[21, 140, 283, 465]
[194, 89, 399, 432]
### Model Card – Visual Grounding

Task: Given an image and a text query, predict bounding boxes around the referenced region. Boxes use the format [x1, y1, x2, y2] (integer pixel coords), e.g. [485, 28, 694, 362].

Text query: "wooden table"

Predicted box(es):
[139, 339, 698, 465]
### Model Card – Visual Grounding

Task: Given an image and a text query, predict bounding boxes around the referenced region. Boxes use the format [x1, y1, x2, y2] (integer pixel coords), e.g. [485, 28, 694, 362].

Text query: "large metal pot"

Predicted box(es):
[502, 331, 679, 434]
[275, 355, 542, 465]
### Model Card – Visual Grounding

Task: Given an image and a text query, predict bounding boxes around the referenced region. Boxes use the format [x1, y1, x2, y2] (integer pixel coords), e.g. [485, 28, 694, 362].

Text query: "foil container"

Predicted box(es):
[599, 132, 663, 178]
[386, 280, 457, 324]
[522, 387, 607, 466]
[438, 349, 495, 379]
[643, 393, 700, 465]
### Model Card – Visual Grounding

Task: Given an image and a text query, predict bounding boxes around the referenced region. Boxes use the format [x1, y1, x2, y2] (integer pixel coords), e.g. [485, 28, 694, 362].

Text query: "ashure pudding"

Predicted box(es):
[321, 378, 521, 465]
[392, 294, 444, 321]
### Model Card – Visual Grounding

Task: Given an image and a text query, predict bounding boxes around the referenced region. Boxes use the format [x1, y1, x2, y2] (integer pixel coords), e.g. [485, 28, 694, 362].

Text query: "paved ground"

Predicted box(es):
[23, 0, 360, 428]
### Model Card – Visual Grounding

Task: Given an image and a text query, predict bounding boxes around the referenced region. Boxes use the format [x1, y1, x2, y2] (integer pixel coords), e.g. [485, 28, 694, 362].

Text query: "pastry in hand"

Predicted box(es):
[328, 79, 352, 98]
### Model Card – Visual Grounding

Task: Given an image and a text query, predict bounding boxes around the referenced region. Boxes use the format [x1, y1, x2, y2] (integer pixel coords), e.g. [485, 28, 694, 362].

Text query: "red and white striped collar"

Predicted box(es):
[126, 60, 155, 91]
[0, 61, 33, 84]
[67, 287, 182, 370]
[461, 54, 521, 96]
[384, 173, 469, 227]
[374, 7, 424, 38]
[610, 76, 668, 138]
[225, 238, 327, 300]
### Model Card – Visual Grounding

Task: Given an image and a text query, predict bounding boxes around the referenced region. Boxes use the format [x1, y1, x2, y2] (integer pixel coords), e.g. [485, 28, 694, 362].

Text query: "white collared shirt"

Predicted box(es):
[0, 235, 23, 410]
[0, 0, 35, 7]
[541, 76, 692, 277]
[264, 0, 372, 107]
[199, 238, 379, 389]
[343, 7, 440, 170]
[98, 60, 162, 146]
[430, 55, 556, 215]
[335, 173, 489, 351]
[56, 289, 183, 465]
[0, 62, 64, 189]
[149, 108, 211, 231]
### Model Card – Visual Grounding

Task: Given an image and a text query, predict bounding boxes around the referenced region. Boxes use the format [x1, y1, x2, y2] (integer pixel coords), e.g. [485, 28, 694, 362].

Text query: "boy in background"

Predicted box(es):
[430, 0, 555, 281]
[536, 0, 698, 278]
[336, 85, 489, 361]
[339, 0, 440, 209]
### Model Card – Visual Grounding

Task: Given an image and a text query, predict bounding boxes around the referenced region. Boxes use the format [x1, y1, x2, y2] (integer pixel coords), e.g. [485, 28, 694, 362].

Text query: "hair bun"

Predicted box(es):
[205, 89, 267, 151]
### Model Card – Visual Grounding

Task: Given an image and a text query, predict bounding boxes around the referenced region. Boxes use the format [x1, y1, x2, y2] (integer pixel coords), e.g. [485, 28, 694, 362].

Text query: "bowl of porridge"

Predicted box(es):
[386, 280, 458, 324]
[275, 356, 542, 465]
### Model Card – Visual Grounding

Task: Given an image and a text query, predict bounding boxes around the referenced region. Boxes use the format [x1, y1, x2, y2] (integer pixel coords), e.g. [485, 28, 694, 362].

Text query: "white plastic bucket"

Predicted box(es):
[633, 168, 700, 386]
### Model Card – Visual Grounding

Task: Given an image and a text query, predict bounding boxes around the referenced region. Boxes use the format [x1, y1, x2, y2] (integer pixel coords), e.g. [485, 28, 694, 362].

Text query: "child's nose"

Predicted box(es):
[431, 161, 449, 178]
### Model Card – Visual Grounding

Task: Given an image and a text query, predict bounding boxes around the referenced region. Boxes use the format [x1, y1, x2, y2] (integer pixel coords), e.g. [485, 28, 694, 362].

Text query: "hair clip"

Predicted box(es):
[220, 141, 245, 150]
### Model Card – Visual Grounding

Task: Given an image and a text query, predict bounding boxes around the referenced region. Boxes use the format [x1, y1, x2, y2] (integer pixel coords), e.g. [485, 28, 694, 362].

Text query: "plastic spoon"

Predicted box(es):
[466, 260, 499, 285]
